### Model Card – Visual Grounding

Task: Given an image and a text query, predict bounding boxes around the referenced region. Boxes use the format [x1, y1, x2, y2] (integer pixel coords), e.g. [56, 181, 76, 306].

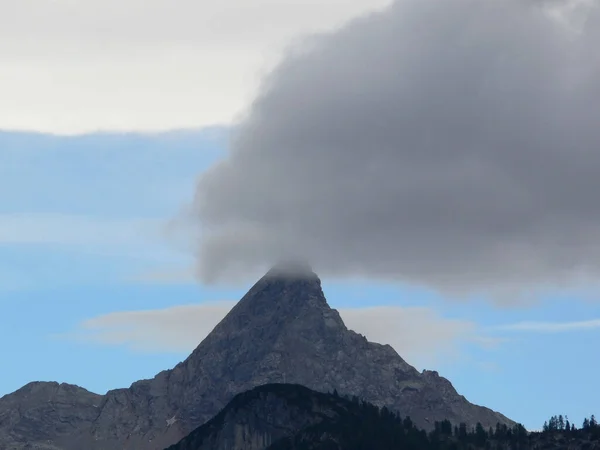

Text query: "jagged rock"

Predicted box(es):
[0, 265, 513, 450]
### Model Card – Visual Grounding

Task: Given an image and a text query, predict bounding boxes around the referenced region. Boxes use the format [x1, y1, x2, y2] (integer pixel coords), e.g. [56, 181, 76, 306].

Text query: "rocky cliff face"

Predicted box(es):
[165, 384, 336, 450]
[0, 265, 514, 450]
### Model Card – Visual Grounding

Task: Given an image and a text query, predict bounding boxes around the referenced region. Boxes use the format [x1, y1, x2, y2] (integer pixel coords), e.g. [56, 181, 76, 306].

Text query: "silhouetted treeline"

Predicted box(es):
[166, 384, 600, 450]
[543, 413, 599, 434]
[271, 390, 600, 450]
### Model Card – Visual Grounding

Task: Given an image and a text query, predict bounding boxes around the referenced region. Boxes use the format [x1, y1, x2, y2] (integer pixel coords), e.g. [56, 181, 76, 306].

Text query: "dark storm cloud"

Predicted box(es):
[191, 0, 600, 296]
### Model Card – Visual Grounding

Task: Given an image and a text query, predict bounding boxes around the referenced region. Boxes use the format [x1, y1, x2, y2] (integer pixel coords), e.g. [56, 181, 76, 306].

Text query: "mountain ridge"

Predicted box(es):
[0, 266, 513, 450]
[165, 383, 599, 450]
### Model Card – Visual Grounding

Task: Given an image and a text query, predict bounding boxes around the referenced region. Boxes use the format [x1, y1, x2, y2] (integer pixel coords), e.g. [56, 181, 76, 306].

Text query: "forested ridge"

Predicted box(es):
[166, 384, 600, 450]
[269, 388, 600, 450]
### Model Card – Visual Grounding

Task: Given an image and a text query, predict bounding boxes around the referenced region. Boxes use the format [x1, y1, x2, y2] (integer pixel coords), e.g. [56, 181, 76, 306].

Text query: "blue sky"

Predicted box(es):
[1, 128, 599, 431]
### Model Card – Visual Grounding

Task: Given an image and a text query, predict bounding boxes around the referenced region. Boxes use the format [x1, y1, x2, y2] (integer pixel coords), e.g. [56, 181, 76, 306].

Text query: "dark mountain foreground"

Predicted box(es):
[166, 383, 600, 450]
[0, 264, 512, 450]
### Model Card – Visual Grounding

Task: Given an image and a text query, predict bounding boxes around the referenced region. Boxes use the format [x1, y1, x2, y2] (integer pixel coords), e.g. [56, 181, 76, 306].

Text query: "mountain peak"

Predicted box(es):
[221, 261, 326, 319]
[0, 266, 515, 450]
[204, 261, 335, 339]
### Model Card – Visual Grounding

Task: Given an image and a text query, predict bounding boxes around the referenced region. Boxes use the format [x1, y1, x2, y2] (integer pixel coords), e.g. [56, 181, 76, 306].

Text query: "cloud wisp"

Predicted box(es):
[0, 213, 161, 248]
[494, 318, 600, 333]
[188, 0, 600, 299]
[69, 302, 489, 369]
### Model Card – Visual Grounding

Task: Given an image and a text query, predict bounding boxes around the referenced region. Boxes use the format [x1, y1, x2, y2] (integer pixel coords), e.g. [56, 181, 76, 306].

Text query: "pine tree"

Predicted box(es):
[475, 422, 487, 446]
[439, 419, 452, 435]
[459, 422, 468, 440]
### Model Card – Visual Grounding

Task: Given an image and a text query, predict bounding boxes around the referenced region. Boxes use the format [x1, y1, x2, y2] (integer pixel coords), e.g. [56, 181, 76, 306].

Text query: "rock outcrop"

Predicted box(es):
[165, 384, 337, 450]
[0, 264, 514, 450]
[0, 381, 102, 450]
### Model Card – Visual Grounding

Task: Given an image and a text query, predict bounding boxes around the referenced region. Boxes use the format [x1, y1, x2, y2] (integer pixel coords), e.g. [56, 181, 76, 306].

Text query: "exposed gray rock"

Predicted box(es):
[0, 265, 514, 450]
[0, 381, 102, 450]
[166, 384, 336, 450]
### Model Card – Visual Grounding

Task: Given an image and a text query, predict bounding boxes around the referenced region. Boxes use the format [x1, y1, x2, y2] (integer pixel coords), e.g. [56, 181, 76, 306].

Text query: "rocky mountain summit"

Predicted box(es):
[0, 264, 513, 450]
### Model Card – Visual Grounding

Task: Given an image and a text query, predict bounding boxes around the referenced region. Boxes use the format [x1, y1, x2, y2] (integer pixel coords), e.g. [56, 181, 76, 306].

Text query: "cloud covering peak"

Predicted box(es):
[191, 0, 600, 297]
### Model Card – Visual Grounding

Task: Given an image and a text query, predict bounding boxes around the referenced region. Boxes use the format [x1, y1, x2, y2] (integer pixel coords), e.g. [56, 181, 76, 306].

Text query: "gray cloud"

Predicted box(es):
[190, 0, 600, 297]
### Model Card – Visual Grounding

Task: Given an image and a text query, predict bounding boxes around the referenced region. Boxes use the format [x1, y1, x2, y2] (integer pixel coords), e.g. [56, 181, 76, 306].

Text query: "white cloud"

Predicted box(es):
[495, 318, 600, 332]
[339, 306, 477, 368]
[75, 302, 238, 353]
[0, 0, 391, 134]
[70, 302, 491, 369]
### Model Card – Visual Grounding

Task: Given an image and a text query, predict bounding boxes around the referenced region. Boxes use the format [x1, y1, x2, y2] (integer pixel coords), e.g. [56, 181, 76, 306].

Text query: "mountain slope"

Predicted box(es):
[0, 264, 513, 450]
[165, 384, 599, 450]
[0, 381, 102, 450]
